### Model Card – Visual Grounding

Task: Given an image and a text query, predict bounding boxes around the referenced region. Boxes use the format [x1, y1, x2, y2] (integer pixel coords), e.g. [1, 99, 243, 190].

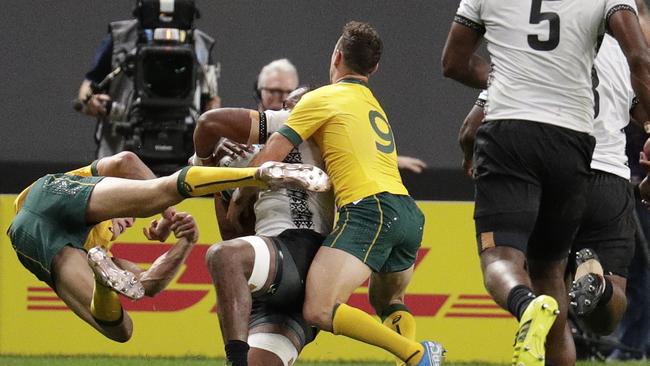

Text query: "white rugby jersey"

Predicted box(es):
[591, 34, 635, 179]
[222, 109, 334, 237]
[475, 35, 636, 179]
[456, 0, 636, 133]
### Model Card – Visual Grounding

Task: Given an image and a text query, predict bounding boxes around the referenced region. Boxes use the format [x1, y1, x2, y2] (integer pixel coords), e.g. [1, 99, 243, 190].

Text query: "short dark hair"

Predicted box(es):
[338, 21, 383, 76]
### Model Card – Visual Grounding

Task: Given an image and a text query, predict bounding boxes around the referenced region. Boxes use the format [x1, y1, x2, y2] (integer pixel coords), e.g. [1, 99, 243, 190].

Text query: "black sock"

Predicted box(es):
[507, 285, 536, 320]
[225, 340, 249, 366]
[599, 276, 614, 305]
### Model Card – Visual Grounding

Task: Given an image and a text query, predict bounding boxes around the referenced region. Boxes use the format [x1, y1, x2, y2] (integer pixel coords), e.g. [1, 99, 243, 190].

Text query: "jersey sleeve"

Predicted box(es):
[277, 91, 332, 146]
[264, 109, 291, 135]
[455, 0, 485, 34]
[605, 0, 637, 31]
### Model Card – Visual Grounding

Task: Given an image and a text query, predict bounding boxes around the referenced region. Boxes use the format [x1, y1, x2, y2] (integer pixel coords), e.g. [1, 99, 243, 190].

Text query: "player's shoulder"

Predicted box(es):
[294, 85, 337, 107]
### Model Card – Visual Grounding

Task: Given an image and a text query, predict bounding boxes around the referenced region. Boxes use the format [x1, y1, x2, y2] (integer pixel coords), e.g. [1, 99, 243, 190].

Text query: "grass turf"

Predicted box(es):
[0, 356, 648, 366]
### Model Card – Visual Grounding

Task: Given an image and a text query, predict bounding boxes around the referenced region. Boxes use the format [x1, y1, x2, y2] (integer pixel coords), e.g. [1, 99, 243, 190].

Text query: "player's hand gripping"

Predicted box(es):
[143, 207, 176, 242]
[170, 211, 199, 244]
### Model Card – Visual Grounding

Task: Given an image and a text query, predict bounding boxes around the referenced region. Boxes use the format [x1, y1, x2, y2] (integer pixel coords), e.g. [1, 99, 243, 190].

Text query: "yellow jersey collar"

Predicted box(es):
[338, 78, 368, 86]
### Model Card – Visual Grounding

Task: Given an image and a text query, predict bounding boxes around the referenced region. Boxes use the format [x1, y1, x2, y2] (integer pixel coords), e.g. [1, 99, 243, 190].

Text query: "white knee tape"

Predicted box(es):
[241, 236, 270, 292]
[248, 333, 299, 366]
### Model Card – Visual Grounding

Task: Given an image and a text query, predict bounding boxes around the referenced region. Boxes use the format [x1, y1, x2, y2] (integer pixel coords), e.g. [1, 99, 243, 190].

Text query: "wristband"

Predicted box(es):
[190, 153, 213, 166]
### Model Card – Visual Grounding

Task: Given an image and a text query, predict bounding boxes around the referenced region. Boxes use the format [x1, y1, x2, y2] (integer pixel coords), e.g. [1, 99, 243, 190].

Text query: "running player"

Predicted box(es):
[460, 28, 645, 351]
[442, 1, 650, 365]
[193, 87, 334, 366]
[7, 151, 329, 342]
[234, 21, 444, 366]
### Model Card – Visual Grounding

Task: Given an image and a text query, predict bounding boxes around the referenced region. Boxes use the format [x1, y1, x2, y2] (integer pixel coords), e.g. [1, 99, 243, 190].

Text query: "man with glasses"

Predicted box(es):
[255, 59, 299, 111]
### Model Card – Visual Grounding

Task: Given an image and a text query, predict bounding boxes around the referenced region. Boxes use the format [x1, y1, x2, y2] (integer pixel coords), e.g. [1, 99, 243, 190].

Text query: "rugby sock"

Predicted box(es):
[381, 304, 417, 366]
[177, 166, 265, 198]
[381, 303, 417, 341]
[332, 303, 424, 365]
[596, 276, 614, 308]
[506, 285, 536, 320]
[225, 340, 249, 366]
[90, 280, 123, 324]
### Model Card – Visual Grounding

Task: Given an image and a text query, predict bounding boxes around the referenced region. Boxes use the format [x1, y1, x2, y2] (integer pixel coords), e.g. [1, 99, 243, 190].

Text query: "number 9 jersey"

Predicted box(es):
[455, 0, 637, 134]
[277, 78, 408, 208]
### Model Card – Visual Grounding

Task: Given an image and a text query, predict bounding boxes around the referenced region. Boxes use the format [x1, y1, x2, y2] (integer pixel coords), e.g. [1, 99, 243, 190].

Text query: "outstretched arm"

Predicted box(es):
[193, 108, 259, 165]
[115, 212, 199, 297]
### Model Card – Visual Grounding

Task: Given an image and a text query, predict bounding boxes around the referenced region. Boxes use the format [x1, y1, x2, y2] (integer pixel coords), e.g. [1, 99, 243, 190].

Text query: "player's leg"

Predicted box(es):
[85, 163, 329, 223]
[369, 266, 416, 342]
[205, 236, 279, 366]
[247, 314, 316, 366]
[474, 121, 593, 366]
[570, 250, 629, 334]
[369, 194, 432, 363]
[527, 258, 574, 366]
[7, 182, 136, 341]
[52, 246, 134, 342]
[520, 126, 596, 366]
[569, 172, 635, 335]
[369, 266, 418, 366]
[206, 229, 323, 366]
[303, 195, 436, 366]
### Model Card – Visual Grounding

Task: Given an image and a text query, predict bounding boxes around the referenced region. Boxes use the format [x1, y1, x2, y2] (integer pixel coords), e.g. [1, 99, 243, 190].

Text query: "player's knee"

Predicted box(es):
[204, 241, 250, 277]
[302, 302, 332, 329]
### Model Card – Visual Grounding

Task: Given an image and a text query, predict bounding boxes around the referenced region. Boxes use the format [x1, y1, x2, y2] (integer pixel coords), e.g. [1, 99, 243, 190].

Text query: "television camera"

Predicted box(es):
[76, 0, 210, 173]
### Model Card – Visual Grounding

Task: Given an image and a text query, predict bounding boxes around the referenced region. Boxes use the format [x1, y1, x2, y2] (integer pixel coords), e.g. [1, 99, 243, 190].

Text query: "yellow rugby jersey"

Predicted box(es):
[278, 79, 408, 207]
[13, 161, 114, 250]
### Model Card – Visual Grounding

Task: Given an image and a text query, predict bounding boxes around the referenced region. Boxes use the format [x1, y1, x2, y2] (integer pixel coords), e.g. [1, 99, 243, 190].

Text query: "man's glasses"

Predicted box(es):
[260, 87, 294, 97]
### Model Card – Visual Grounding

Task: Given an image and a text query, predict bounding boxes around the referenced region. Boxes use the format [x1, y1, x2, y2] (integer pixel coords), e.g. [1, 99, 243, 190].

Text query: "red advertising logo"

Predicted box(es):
[26, 243, 510, 319]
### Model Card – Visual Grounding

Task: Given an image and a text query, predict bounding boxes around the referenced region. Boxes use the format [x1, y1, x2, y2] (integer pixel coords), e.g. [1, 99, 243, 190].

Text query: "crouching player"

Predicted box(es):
[195, 87, 334, 366]
[7, 151, 329, 342]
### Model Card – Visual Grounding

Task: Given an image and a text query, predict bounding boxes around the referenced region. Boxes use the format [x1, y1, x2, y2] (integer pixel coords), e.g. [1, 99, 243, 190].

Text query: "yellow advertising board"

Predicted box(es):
[0, 195, 516, 362]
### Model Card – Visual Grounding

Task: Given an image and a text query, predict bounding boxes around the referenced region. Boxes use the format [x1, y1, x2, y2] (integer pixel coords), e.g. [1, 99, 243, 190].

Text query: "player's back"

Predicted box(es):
[291, 80, 408, 207]
[457, 0, 635, 133]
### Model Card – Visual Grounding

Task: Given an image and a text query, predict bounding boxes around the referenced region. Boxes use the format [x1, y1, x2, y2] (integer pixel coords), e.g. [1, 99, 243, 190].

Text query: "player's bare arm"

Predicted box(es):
[630, 98, 650, 131]
[441, 22, 490, 89]
[113, 211, 199, 297]
[193, 108, 259, 165]
[458, 102, 485, 177]
[610, 9, 650, 113]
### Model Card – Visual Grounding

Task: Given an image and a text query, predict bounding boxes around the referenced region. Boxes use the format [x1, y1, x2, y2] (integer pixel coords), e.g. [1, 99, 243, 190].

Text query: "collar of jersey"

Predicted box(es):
[338, 78, 367, 86]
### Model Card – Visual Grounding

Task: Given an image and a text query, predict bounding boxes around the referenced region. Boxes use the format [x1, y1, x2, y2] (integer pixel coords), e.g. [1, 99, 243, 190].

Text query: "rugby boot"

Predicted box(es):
[413, 341, 446, 366]
[511, 295, 559, 366]
[256, 161, 331, 192]
[569, 248, 605, 315]
[87, 246, 145, 300]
